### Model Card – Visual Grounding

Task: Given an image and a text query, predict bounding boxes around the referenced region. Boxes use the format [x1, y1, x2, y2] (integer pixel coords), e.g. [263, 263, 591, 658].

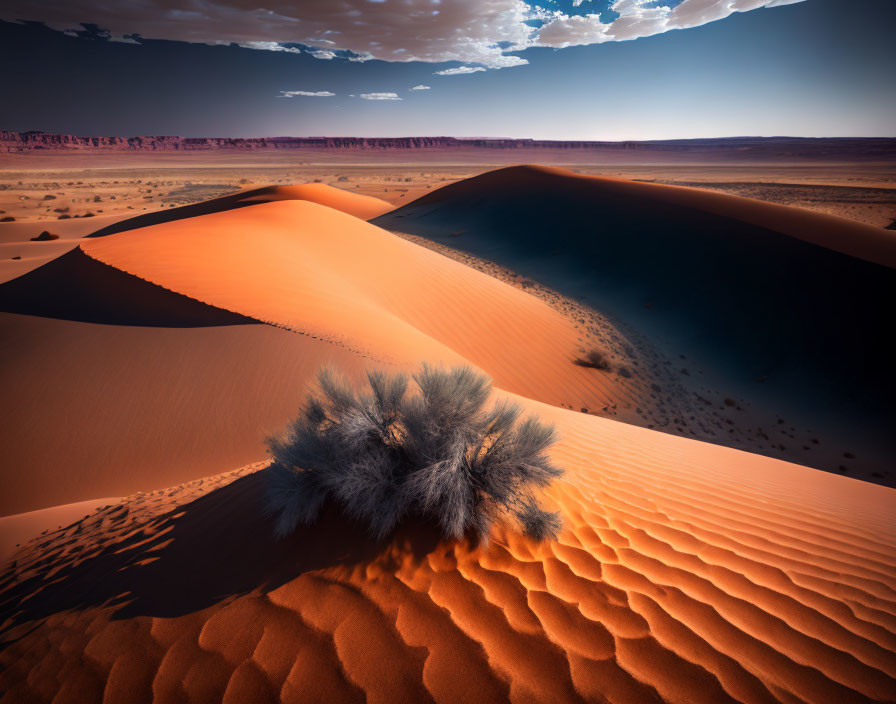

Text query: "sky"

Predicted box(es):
[1, 0, 894, 140]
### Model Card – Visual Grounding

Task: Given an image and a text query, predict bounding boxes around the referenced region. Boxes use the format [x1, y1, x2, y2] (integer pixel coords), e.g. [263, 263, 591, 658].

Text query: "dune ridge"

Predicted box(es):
[393, 165, 896, 267]
[373, 165, 896, 480]
[1, 196, 655, 514]
[1, 401, 893, 703]
[86, 183, 394, 238]
[0, 183, 392, 283]
[80, 199, 650, 419]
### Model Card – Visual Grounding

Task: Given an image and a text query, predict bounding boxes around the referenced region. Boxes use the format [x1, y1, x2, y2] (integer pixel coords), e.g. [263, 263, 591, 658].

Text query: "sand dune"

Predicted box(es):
[237, 183, 396, 220]
[1, 197, 651, 514]
[0, 245, 365, 513]
[374, 165, 896, 479]
[1, 176, 894, 702]
[0, 311, 372, 515]
[86, 183, 394, 238]
[0, 183, 392, 283]
[379, 165, 896, 266]
[80, 199, 650, 426]
[1, 402, 893, 703]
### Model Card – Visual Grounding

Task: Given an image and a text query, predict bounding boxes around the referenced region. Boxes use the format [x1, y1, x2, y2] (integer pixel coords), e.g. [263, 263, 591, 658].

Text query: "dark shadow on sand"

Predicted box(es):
[0, 467, 443, 636]
[0, 247, 254, 327]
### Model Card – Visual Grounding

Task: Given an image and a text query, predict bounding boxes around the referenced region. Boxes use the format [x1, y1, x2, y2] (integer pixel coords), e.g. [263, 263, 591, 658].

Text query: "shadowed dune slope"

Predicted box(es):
[0, 247, 253, 327]
[373, 165, 896, 452]
[0, 215, 132, 284]
[375, 165, 896, 267]
[2, 401, 894, 704]
[86, 182, 394, 238]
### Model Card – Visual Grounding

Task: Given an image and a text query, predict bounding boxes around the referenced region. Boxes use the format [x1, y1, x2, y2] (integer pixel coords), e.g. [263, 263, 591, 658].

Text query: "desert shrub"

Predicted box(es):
[266, 365, 563, 542]
[574, 348, 612, 371]
[31, 231, 59, 242]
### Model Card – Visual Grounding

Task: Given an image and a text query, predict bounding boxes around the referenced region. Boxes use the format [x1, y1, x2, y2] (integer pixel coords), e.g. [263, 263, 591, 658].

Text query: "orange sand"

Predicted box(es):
[0, 184, 393, 284]
[237, 183, 395, 220]
[80, 199, 647, 425]
[1, 175, 894, 703]
[0, 497, 119, 561]
[2, 197, 648, 514]
[2, 405, 893, 703]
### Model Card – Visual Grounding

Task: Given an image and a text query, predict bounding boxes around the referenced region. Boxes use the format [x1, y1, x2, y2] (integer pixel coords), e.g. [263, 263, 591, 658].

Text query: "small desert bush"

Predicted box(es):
[574, 348, 612, 371]
[266, 365, 563, 542]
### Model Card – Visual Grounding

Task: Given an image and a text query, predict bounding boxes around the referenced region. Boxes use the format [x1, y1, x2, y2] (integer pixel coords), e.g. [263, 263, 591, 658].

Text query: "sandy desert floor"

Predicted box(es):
[0, 157, 894, 703]
[2, 151, 895, 227]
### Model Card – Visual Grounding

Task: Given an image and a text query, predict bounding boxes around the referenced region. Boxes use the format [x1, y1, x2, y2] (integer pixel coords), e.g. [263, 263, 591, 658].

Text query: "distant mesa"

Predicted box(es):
[3, 130, 896, 160]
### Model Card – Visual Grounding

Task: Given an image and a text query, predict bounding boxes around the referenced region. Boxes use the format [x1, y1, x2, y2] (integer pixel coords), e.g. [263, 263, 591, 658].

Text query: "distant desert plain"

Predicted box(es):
[1, 135, 895, 704]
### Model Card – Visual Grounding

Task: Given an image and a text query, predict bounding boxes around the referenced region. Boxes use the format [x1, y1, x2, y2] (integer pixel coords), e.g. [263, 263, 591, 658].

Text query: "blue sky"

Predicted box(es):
[1, 0, 894, 139]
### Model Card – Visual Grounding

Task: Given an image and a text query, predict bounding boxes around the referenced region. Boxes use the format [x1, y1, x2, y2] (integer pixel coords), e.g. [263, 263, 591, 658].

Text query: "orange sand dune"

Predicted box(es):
[80, 199, 648, 427]
[86, 182, 394, 238]
[1, 183, 392, 282]
[1, 178, 895, 703]
[1, 199, 647, 514]
[0, 247, 368, 514]
[2, 401, 893, 703]
[0, 311, 367, 515]
[238, 183, 396, 220]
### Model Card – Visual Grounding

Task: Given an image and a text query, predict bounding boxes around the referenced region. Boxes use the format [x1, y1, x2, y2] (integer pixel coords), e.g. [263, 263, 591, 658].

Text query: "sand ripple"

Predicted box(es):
[2, 404, 893, 703]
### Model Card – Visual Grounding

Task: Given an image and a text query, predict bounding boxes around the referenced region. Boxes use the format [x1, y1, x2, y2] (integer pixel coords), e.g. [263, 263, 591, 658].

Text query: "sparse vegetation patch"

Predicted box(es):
[266, 365, 563, 542]
[574, 348, 613, 371]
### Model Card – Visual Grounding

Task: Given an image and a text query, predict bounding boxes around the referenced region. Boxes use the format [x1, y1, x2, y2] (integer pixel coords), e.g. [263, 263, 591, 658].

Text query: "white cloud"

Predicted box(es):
[360, 92, 402, 100]
[533, 0, 807, 48]
[410, 85, 431, 90]
[3, 1, 807, 69]
[307, 48, 336, 60]
[435, 66, 487, 76]
[278, 90, 335, 97]
[238, 40, 301, 53]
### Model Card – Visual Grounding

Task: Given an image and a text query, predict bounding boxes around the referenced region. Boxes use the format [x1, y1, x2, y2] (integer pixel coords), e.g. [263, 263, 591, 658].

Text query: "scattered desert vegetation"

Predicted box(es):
[266, 365, 563, 542]
[574, 348, 613, 371]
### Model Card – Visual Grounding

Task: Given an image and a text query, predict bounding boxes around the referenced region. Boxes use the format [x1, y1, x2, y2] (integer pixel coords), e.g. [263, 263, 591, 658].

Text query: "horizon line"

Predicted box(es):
[4, 131, 896, 143]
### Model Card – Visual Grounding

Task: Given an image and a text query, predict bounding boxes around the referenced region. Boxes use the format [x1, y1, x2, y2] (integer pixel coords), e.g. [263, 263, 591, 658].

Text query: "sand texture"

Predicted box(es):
[0, 183, 393, 284]
[1, 169, 894, 703]
[1, 407, 894, 703]
[1, 197, 660, 513]
[374, 165, 896, 482]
